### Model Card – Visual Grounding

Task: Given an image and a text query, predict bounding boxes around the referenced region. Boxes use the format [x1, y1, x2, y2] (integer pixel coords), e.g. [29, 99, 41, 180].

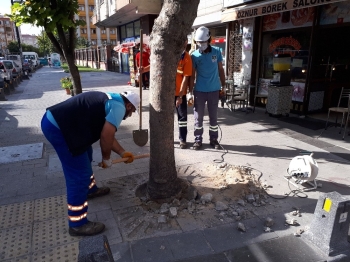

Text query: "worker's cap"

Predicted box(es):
[121, 91, 140, 111]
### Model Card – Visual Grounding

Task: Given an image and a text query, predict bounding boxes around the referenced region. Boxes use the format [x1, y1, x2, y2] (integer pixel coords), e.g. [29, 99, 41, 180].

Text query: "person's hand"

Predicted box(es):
[175, 97, 183, 108]
[99, 158, 112, 168]
[121, 151, 134, 164]
[138, 66, 144, 73]
[220, 87, 226, 95]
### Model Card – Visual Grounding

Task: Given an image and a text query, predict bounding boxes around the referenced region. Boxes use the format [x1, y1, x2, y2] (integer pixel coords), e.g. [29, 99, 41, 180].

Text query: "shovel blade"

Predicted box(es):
[133, 129, 148, 146]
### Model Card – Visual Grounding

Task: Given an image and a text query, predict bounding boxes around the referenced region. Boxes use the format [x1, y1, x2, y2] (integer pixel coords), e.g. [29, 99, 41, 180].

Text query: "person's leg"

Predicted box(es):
[193, 91, 206, 148]
[175, 95, 188, 148]
[145, 72, 150, 87]
[207, 90, 220, 148]
[41, 113, 104, 235]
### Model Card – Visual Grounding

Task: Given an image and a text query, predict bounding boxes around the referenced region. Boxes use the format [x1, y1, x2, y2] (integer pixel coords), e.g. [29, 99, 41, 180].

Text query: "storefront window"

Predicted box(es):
[260, 30, 310, 82]
[126, 23, 134, 38]
[134, 21, 140, 36]
[120, 26, 126, 40]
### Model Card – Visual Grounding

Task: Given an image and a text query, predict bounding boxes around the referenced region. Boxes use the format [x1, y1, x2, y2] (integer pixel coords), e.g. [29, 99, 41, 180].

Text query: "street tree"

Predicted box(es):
[76, 36, 91, 49]
[37, 30, 55, 57]
[136, 0, 200, 200]
[10, 0, 85, 94]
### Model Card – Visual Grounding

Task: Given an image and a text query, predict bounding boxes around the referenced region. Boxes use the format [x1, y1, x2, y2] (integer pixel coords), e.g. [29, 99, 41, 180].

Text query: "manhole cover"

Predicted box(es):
[0, 143, 43, 164]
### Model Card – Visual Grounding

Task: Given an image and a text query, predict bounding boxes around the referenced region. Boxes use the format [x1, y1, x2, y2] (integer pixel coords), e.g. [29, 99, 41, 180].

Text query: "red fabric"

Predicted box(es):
[135, 52, 150, 67]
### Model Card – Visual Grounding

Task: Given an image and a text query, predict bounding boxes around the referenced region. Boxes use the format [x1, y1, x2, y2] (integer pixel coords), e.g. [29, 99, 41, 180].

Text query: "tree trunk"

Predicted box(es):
[141, 0, 199, 199]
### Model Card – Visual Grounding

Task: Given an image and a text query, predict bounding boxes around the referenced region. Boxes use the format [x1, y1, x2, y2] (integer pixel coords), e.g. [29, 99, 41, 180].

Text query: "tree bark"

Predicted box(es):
[144, 0, 199, 199]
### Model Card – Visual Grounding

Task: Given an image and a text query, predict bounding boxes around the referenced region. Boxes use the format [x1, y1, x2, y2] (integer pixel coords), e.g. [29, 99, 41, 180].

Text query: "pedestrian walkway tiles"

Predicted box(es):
[0, 143, 43, 164]
[0, 195, 81, 261]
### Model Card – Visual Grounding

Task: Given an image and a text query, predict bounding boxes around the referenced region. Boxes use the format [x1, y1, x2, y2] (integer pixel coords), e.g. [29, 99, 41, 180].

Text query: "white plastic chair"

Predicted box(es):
[324, 87, 350, 139]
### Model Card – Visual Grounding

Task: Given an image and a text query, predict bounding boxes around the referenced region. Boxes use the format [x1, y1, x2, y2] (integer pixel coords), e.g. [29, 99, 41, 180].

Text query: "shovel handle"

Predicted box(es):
[111, 153, 149, 164]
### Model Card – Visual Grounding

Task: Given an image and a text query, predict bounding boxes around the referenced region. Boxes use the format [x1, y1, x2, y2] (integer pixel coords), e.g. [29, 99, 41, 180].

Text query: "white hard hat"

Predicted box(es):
[194, 26, 210, 42]
[121, 91, 140, 111]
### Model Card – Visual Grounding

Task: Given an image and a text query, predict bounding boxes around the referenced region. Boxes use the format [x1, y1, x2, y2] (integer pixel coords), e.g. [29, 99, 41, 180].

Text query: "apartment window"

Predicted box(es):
[110, 29, 115, 34]
[81, 28, 87, 34]
[111, 40, 116, 45]
[91, 29, 96, 34]
[89, 5, 94, 12]
[79, 16, 86, 21]
[102, 29, 106, 34]
[0, 21, 2, 25]
[79, 5, 85, 11]
[91, 40, 96, 45]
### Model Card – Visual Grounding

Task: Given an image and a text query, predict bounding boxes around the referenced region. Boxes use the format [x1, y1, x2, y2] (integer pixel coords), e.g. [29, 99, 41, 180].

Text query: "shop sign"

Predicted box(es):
[222, 0, 347, 21]
[269, 36, 301, 56]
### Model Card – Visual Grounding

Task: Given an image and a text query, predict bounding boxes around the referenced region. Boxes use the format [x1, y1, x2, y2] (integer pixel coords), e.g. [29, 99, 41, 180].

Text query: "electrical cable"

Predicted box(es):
[213, 124, 228, 163]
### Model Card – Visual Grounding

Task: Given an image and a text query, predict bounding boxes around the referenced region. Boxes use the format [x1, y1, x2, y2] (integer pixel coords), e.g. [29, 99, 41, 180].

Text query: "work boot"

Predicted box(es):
[210, 139, 221, 150]
[87, 187, 110, 199]
[179, 141, 187, 149]
[69, 221, 105, 236]
[192, 141, 202, 150]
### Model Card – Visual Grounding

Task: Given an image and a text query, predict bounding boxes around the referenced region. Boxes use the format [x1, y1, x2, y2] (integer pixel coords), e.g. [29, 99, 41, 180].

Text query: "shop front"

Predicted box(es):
[222, 0, 350, 115]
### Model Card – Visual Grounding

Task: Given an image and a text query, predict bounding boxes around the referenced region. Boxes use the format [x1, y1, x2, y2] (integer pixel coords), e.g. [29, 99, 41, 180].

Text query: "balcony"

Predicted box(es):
[92, 0, 162, 28]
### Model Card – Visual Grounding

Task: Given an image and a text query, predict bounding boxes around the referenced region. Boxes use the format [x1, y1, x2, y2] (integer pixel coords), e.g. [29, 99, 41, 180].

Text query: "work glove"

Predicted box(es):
[186, 93, 193, 101]
[121, 151, 134, 164]
[99, 158, 112, 168]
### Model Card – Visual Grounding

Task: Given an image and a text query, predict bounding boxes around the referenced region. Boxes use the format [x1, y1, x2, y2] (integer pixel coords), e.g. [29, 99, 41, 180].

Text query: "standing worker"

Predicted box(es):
[175, 37, 193, 149]
[41, 91, 139, 236]
[135, 43, 150, 90]
[190, 26, 226, 150]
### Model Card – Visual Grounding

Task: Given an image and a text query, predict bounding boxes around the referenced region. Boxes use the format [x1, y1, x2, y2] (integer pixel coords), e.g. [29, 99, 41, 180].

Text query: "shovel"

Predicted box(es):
[98, 153, 150, 167]
[133, 29, 149, 147]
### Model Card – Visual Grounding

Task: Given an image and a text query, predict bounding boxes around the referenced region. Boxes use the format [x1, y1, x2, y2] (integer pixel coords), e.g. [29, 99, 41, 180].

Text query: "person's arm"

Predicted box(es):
[139, 65, 150, 73]
[176, 75, 190, 107]
[218, 62, 226, 92]
[100, 121, 117, 161]
[189, 65, 196, 94]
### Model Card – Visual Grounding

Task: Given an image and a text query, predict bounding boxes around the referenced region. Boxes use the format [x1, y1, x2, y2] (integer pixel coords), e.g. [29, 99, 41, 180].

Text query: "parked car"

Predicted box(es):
[5, 54, 22, 73]
[0, 60, 14, 82]
[12, 61, 21, 78]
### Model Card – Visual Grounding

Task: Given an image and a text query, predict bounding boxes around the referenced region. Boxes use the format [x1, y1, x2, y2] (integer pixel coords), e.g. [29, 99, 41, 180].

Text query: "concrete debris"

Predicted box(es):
[169, 207, 177, 218]
[219, 212, 226, 217]
[187, 201, 195, 213]
[260, 200, 266, 206]
[160, 245, 165, 250]
[317, 183, 322, 188]
[158, 215, 167, 224]
[172, 199, 181, 207]
[254, 194, 260, 203]
[246, 194, 255, 203]
[236, 208, 246, 218]
[235, 216, 242, 221]
[294, 228, 305, 237]
[264, 217, 274, 227]
[237, 222, 246, 232]
[285, 219, 298, 226]
[263, 227, 272, 232]
[200, 193, 213, 204]
[252, 202, 260, 207]
[235, 178, 239, 182]
[215, 201, 229, 211]
[232, 211, 238, 216]
[159, 203, 170, 214]
[237, 199, 246, 207]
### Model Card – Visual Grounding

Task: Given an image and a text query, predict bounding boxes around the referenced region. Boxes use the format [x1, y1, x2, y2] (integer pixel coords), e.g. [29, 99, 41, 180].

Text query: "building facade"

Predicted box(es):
[222, 0, 350, 114]
[77, 0, 117, 46]
[0, 15, 17, 56]
[21, 34, 38, 47]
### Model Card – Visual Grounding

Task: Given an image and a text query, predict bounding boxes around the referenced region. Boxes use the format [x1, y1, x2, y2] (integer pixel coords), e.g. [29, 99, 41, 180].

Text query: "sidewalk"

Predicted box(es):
[0, 66, 349, 262]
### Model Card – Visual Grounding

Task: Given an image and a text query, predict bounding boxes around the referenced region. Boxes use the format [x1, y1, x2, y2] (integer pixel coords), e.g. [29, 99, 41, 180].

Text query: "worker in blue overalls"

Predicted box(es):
[41, 91, 139, 236]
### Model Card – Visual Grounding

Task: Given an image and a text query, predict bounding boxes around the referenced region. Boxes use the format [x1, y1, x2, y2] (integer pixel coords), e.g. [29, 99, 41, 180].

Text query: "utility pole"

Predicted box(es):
[10, 0, 23, 68]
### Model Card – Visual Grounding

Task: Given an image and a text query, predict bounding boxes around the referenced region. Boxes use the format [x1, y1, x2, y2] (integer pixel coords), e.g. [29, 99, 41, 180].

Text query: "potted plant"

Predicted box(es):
[60, 76, 73, 95]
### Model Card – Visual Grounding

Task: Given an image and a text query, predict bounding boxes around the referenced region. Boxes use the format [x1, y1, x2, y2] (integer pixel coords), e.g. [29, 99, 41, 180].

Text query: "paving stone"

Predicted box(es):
[131, 236, 174, 262]
[167, 231, 215, 260]
[110, 242, 132, 262]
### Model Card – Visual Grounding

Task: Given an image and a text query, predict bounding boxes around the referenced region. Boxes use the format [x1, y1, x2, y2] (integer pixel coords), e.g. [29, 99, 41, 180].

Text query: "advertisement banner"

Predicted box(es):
[320, 1, 350, 24]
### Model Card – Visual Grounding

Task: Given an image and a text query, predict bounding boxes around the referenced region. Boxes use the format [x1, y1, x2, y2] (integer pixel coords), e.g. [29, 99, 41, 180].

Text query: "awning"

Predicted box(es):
[221, 0, 347, 22]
